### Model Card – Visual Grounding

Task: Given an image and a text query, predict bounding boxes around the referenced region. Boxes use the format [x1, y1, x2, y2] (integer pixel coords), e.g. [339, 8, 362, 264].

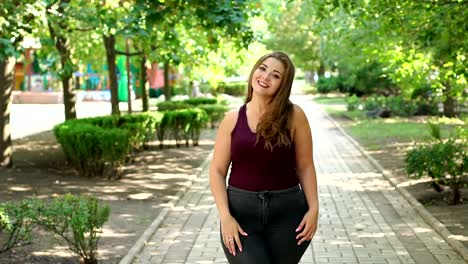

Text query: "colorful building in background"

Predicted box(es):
[12, 48, 178, 103]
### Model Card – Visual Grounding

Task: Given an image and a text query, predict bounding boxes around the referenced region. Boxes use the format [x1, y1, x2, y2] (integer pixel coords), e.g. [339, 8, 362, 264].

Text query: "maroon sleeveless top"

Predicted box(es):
[229, 105, 299, 191]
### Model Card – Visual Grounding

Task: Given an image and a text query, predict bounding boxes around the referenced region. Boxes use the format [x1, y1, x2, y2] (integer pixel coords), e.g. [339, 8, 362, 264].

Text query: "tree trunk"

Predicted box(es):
[125, 38, 132, 114]
[103, 34, 120, 115]
[163, 61, 171, 101]
[62, 78, 76, 120]
[47, 1, 76, 120]
[443, 80, 456, 117]
[317, 62, 325, 78]
[140, 56, 149, 112]
[75, 75, 80, 90]
[0, 57, 15, 168]
[452, 183, 461, 205]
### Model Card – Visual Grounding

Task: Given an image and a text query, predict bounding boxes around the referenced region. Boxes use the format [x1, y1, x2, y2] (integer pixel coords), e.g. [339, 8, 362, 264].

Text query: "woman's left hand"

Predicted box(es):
[295, 209, 318, 245]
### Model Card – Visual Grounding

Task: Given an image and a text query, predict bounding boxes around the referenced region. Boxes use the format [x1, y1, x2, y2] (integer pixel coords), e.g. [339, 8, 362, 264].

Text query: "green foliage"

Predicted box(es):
[36, 194, 110, 264]
[198, 104, 229, 128]
[362, 95, 419, 117]
[313, 0, 467, 116]
[316, 76, 343, 94]
[54, 122, 130, 177]
[217, 82, 247, 96]
[118, 112, 163, 148]
[157, 98, 218, 111]
[0, 1, 45, 59]
[54, 112, 163, 177]
[263, 0, 321, 72]
[345, 95, 360, 111]
[386, 97, 418, 117]
[338, 61, 396, 96]
[157, 108, 210, 147]
[156, 101, 192, 111]
[185, 98, 218, 106]
[171, 85, 189, 96]
[406, 139, 467, 204]
[428, 122, 442, 140]
[0, 199, 41, 253]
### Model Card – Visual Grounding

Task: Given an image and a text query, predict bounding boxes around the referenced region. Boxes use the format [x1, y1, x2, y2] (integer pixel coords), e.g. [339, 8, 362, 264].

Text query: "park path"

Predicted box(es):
[129, 94, 466, 264]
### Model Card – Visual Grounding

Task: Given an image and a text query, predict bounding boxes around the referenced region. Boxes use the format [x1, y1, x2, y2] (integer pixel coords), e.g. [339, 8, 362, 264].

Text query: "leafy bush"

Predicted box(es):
[362, 95, 418, 117]
[199, 82, 214, 94]
[198, 104, 228, 128]
[118, 112, 163, 148]
[316, 77, 336, 94]
[217, 82, 247, 96]
[156, 101, 191, 111]
[184, 98, 217, 106]
[386, 96, 418, 117]
[345, 94, 361, 111]
[0, 199, 41, 253]
[414, 101, 439, 116]
[363, 96, 386, 111]
[405, 124, 467, 204]
[171, 85, 188, 96]
[36, 194, 110, 264]
[316, 76, 346, 94]
[54, 112, 162, 177]
[339, 61, 396, 96]
[156, 98, 218, 111]
[54, 123, 130, 177]
[157, 108, 209, 147]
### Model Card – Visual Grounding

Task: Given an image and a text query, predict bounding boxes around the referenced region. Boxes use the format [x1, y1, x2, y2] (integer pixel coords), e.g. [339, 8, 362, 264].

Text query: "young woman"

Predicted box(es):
[209, 51, 319, 264]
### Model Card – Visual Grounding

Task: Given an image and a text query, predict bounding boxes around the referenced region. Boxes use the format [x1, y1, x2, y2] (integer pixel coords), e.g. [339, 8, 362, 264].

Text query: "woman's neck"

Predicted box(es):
[248, 95, 270, 115]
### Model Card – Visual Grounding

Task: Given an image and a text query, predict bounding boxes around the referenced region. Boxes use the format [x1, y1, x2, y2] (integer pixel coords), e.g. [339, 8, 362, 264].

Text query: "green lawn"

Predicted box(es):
[313, 95, 464, 150]
[313, 96, 346, 105]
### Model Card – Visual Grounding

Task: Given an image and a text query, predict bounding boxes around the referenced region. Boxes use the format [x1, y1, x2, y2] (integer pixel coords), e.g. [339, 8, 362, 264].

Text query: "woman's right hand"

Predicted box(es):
[221, 215, 248, 256]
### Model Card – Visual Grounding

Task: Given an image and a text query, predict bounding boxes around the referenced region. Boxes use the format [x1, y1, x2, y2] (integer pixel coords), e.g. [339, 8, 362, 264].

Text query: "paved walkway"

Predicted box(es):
[130, 95, 466, 264]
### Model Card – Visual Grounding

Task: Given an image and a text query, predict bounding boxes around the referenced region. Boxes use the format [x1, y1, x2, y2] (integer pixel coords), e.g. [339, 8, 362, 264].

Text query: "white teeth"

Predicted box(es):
[258, 80, 269, 88]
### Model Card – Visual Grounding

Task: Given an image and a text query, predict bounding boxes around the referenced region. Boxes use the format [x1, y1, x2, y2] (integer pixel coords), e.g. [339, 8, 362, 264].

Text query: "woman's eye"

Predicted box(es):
[273, 75, 280, 79]
[259, 66, 266, 71]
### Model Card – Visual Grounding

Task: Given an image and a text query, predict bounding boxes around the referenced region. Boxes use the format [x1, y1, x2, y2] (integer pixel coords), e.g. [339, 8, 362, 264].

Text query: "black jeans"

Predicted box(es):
[221, 185, 311, 264]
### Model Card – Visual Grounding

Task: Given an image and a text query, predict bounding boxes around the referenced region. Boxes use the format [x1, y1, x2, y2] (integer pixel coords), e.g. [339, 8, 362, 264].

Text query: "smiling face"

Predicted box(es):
[251, 57, 285, 98]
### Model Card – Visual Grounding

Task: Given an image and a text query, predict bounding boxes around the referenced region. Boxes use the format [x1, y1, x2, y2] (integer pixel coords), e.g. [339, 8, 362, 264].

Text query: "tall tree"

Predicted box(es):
[312, 0, 467, 116]
[124, 0, 258, 101]
[263, 0, 322, 77]
[44, 0, 79, 120]
[0, 1, 45, 168]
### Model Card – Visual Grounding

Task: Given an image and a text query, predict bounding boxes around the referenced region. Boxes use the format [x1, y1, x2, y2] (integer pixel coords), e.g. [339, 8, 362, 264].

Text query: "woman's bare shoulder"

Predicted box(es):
[219, 109, 240, 133]
[291, 103, 307, 124]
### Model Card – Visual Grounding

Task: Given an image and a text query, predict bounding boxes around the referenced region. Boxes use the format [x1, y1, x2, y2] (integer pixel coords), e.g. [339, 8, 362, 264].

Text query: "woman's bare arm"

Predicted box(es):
[292, 104, 319, 244]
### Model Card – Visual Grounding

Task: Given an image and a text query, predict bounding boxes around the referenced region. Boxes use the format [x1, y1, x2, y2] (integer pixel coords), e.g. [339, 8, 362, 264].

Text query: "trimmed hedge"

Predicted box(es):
[217, 82, 247, 96]
[157, 108, 209, 147]
[54, 123, 130, 177]
[156, 101, 191, 111]
[156, 99, 227, 128]
[156, 98, 218, 111]
[54, 112, 163, 177]
[198, 104, 229, 128]
[184, 98, 217, 106]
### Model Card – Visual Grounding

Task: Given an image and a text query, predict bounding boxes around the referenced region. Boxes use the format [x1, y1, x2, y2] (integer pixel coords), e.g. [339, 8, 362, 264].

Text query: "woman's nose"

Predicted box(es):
[260, 72, 271, 81]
